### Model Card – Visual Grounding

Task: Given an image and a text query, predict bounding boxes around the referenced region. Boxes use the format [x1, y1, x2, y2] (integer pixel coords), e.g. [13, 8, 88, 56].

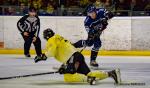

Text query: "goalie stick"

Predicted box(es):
[0, 71, 59, 80]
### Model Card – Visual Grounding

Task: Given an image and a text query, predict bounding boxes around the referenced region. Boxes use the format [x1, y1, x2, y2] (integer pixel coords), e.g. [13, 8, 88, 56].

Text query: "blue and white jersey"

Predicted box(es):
[84, 8, 108, 33]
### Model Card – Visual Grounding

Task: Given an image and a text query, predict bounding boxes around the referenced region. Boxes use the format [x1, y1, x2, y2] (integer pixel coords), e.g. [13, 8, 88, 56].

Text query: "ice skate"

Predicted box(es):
[108, 68, 121, 84]
[87, 76, 96, 85]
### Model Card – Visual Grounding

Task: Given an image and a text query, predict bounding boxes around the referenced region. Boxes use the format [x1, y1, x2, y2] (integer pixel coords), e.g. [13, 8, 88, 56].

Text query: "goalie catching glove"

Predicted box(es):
[34, 54, 47, 63]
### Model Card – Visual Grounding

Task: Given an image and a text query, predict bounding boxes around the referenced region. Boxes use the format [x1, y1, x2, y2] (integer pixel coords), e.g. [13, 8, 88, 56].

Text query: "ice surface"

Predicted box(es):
[0, 55, 150, 88]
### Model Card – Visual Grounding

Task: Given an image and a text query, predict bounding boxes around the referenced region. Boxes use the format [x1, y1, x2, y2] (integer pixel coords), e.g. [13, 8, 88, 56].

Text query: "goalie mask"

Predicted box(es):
[43, 28, 55, 40]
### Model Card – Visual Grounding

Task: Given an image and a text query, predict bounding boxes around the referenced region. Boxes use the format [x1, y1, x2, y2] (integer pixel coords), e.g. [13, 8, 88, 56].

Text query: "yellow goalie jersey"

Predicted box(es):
[45, 34, 77, 63]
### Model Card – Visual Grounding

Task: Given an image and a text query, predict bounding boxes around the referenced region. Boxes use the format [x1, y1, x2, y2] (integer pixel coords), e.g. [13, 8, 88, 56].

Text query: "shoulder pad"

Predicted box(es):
[84, 17, 91, 26]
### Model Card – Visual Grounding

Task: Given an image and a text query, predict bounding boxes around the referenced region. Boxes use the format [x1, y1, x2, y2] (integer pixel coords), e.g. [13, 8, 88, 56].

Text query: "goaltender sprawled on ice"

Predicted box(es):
[34, 28, 121, 85]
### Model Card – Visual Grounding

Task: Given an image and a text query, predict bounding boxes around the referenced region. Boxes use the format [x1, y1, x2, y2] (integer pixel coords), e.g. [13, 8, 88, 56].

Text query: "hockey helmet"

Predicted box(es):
[43, 28, 55, 40]
[87, 6, 96, 13]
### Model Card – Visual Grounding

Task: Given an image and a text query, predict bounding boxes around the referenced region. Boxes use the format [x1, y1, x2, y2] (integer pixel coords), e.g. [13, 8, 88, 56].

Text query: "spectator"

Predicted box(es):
[132, 0, 149, 11]
[2, 0, 10, 5]
[16, 3, 28, 15]
[59, 0, 67, 7]
[105, 0, 111, 6]
[0, 0, 149, 16]
[94, 0, 105, 8]
[0, 0, 4, 5]
[32, 0, 38, 9]
[115, 0, 130, 16]
[80, 0, 89, 8]
[27, 0, 32, 7]
[18, 0, 28, 5]
[38, 4, 46, 16]
[5, 6, 16, 15]
[104, 0, 115, 11]
[49, 0, 57, 9]
[67, 0, 79, 7]
[116, 0, 130, 10]
[0, 7, 2, 15]
[46, 3, 55, 15]
[9, 0, 19, 5]
[37, 0, 43, 9]
[144, 1, 150, 15]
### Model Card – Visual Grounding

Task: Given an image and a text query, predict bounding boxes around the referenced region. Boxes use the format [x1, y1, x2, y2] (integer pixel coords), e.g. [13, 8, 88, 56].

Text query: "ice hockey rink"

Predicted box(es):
[0, 54, 150, 88]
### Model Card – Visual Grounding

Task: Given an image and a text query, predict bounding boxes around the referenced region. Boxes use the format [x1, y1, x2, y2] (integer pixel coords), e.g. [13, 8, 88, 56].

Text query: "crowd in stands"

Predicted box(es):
[0, 0, 150, 16]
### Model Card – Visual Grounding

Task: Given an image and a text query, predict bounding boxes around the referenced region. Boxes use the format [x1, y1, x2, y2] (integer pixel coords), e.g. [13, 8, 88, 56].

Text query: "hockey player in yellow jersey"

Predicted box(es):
[34, 28, 121, 85]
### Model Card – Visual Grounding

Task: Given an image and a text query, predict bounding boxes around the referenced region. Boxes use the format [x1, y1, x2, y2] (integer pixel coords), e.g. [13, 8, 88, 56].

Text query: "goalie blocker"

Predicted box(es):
[34, 28, 121, 85]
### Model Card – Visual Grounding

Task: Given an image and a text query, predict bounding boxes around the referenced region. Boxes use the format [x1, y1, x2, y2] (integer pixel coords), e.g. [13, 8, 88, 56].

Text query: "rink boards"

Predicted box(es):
[0, 16, 150, 50]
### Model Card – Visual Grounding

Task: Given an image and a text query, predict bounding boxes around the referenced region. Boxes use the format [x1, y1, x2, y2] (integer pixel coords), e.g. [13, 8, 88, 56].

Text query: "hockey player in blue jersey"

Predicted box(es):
[73, 6, 114, 68]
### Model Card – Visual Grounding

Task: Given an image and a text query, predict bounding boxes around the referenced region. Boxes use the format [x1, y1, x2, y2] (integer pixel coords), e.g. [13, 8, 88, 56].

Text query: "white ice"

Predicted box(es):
[0, 54, 150, 88]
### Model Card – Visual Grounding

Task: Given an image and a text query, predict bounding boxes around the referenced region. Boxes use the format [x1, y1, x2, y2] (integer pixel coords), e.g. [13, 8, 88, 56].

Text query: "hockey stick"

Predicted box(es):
[80, 45, 86, 53]
[0, 71, 59, 80]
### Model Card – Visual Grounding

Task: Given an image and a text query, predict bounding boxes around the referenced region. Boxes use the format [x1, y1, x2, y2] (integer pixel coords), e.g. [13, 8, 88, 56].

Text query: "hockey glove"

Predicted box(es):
[101, 18, 108, 29]
[58, 64, 67, 74]
[58, 64, 76, 74]
[106, 11, 114, 19]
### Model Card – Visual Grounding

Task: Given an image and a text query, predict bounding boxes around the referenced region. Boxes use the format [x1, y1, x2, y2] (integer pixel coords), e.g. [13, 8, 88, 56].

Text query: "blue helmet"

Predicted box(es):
[87, 6, 96, 13]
